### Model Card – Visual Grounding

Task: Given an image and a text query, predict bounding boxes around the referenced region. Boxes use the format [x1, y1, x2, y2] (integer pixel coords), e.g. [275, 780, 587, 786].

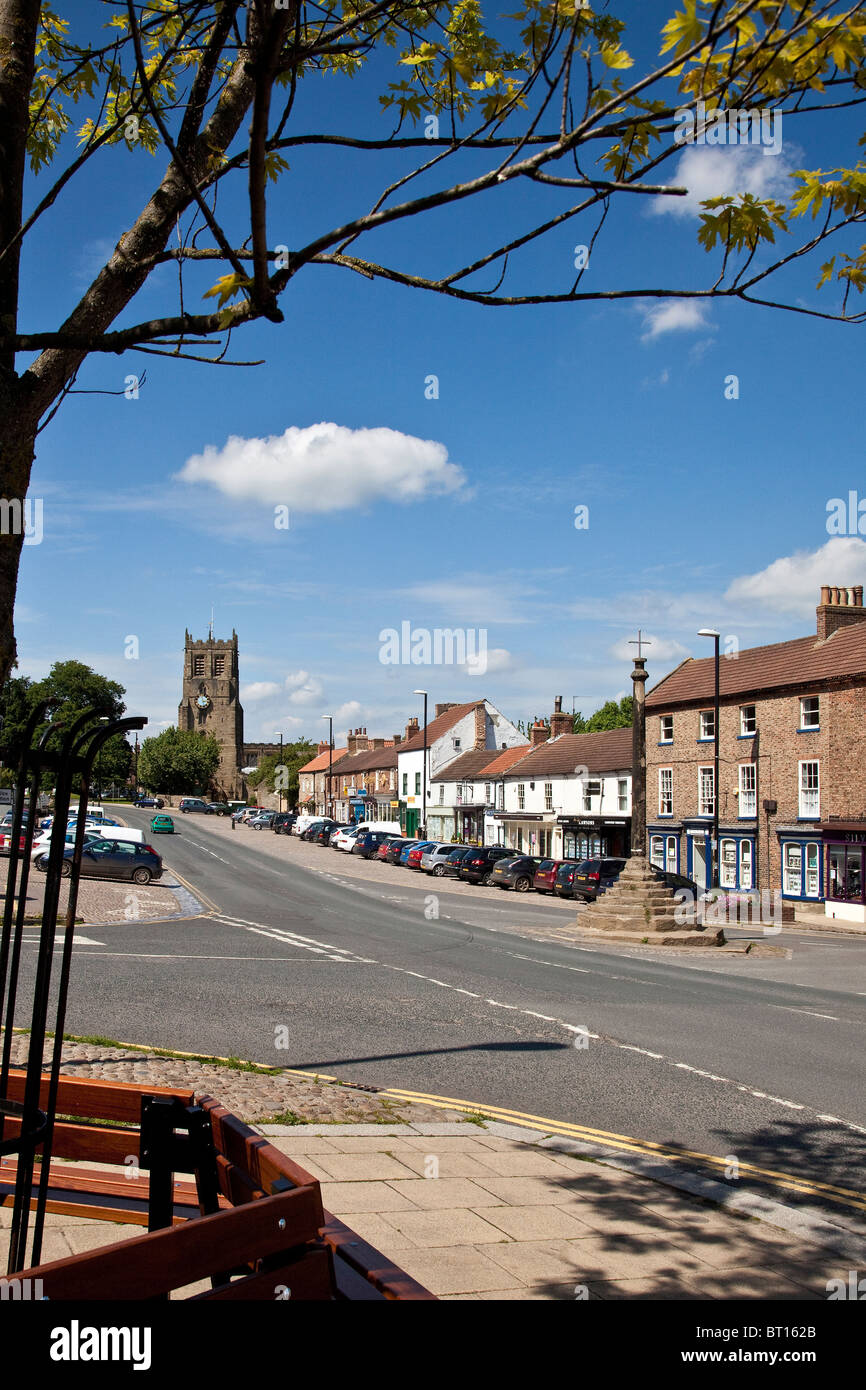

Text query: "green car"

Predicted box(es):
[150, 813, 174, 834]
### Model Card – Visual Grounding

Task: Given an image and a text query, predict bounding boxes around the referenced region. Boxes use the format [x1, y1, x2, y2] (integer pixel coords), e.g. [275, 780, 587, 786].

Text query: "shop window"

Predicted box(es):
[650, 835, 664, 868]
[739, 840, 753, 890]
[784, 843, 802, 895]
[665, 836, 678, 874]
[828, 845, 863, 902]
[720, 839, 737, 889]
[804, 842, 820, 897]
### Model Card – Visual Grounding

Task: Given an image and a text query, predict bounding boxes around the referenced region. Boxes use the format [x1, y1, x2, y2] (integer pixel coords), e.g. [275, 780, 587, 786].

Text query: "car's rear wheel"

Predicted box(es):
[515, 877, 531, 892]
[132, 867, 152, 884]
[433, 864, 446, 877]
[481, 871, 493, 886]
[59, 861, 71, 878]
[35, 855, 49, 873]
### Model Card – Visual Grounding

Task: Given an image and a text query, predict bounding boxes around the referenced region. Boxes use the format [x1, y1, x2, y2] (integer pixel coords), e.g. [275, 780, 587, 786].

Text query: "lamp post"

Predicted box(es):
[321, 715, 333, 820]
[414, 689, 428, 838]
[698, 629, 721, 890]
[274, 732, 283, 813]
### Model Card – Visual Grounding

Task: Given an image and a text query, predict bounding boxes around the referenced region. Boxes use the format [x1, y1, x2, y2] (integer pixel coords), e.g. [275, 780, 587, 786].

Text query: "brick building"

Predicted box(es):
[297, 742, 348, 815]
[329, 729, 402, 822]
[645, 585, 866, 921]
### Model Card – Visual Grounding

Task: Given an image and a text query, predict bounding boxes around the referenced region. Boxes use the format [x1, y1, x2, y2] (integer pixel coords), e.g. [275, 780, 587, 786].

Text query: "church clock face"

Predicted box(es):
[196, 693, 211, 711]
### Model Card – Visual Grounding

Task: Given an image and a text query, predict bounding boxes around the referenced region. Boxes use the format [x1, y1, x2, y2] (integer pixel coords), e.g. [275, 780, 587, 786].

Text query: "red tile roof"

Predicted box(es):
[481, 744, 532, 774]
[430, 747, 511, 783]
[496, 728, 632, 777]
[646, 619, 866, 709]
[338, 744, 398, 773]
[298, 747, 349, 774]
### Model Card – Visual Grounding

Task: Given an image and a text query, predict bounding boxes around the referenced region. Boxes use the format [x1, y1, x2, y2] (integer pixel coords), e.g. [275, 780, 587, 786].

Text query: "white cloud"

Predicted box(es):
[641, 300, 710, 341]
[725, 538, 866, 617]
[284, 670, 325, 706]
[334, 701, 362, 730]
[652, 144, 792, 221]
[176, 423, 468, 514]
[457, 647, 513, 677]
[241, 681, 280, 701]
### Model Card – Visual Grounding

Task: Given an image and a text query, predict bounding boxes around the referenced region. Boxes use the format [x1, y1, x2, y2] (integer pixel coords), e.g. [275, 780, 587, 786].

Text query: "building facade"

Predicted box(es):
[396, 700, 524, 837]
[646, 585, 866, 921]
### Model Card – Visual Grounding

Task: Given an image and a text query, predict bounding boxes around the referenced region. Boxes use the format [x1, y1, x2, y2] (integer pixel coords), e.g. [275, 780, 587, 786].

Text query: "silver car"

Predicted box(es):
[420, 842, 471, 876]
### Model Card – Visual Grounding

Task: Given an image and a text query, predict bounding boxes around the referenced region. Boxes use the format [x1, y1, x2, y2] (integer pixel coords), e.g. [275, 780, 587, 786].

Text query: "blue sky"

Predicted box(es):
[13, 3, 866, 744]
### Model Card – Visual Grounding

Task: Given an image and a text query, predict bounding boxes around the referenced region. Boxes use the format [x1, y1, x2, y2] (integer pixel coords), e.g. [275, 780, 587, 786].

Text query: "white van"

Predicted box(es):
[91, 826, 145, 846]
[69, 804, 105, 821]
[355, 821, 401, 836]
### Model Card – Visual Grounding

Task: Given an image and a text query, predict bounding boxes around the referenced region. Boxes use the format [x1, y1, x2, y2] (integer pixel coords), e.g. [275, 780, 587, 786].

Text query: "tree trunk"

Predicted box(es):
[0, 383, 36, 686]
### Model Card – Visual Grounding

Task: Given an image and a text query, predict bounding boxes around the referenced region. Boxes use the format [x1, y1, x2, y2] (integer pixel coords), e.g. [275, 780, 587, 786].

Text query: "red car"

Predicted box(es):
[405, 844, 429, 870]
[0, 831, 27, 857]
[533, 858, 580, 894]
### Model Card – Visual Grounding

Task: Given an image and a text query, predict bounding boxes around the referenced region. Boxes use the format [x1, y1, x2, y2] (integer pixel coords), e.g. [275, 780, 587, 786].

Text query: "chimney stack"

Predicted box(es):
[529, 720, 549, 747]
[405, 716, 419, 741]
[435, 702, 458, 717]
[816, 583, 866, 641]
[549, 695, 572, 739]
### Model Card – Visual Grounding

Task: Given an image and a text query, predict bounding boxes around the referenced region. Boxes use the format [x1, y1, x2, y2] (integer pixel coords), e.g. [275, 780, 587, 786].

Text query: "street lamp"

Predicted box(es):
[413, 690, 428, 838]
[698, 629, 721, 890]
[320, 715, 333, 820]
[274, 732, 283, 813]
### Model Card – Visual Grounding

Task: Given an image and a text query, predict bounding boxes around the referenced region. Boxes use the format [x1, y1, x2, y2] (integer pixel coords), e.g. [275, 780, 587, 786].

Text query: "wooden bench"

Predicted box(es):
[0, 1069, 434, 1300]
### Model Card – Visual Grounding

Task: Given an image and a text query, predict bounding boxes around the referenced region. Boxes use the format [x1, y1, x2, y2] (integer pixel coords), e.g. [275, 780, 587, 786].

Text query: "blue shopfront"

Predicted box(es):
[651, 822, 757, 891]
[777, 826, 823, 904]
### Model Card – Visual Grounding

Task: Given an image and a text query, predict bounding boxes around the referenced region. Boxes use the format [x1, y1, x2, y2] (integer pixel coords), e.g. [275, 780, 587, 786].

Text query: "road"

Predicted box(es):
[20, 808, 866, 1221]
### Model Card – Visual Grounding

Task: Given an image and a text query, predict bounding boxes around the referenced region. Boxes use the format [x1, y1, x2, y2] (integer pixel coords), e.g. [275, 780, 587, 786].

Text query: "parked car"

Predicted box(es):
[85, 827, 144, 846]
[179, 797, 210, 814]
[297, 819, 325, 841]
[331, 827, 361, 852]
[314, 821, 344, 845]
[649, 865, 699, 896]
[293, 814, 326, 837]
[419, 843, 470, 876]
[272, 812, 297, 835]
[206, 802, 231, 816]
[490, 855, 545, 892]
[383, 838, 416, 865]
[533, 859, 579, 894]
[568, 856, 628, 901]
[150, 814, 174, 834]
[30, 827, 105, 861]
[349, 830, 389, 858]
[0, 831, 28, 857]
[250, 811, 277, 830]
[400, 839, 435, 868]
[133, 795, 163, 809]
[38, 841, 163, 884]
[439, 847, 475, 878]
[458, 846, 514, 885]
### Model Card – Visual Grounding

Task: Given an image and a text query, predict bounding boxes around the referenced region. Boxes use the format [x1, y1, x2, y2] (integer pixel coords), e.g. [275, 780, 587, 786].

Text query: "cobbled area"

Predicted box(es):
[5, 1032, 466, 1127]
[0, 858, 185, 925]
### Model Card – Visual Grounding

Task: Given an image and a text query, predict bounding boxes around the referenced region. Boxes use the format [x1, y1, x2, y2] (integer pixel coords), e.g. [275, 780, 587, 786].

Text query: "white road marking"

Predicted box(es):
[769, 1005, 839, 1020]
[209, 911, 864, 1136]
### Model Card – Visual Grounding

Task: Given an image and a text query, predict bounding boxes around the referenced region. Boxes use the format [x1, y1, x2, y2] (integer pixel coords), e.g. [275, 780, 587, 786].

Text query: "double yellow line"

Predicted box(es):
[378, 1085, 866, 1214]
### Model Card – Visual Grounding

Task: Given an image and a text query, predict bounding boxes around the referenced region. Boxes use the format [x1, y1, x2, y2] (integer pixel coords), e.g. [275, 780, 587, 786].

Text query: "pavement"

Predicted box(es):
[3, 1035, 864, 1300]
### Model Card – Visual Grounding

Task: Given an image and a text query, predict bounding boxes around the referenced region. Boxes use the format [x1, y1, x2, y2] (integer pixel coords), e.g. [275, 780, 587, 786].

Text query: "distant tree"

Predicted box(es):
[584, 696, 634, 731]
[246, 739, 317, 807]
[0, 659, 130, 789]
[138, 727, 220, 796]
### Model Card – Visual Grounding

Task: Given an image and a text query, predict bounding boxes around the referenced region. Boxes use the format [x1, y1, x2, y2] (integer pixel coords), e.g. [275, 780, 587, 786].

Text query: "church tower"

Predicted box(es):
[178, 629, 244, 798]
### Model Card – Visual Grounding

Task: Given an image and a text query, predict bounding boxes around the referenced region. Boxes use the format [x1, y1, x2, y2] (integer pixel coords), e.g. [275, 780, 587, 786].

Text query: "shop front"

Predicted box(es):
[558, 815, 630, 862]
[820, 821, 866, 922]
[493, 813, 555, 856]
[778, 826, 824, 906]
